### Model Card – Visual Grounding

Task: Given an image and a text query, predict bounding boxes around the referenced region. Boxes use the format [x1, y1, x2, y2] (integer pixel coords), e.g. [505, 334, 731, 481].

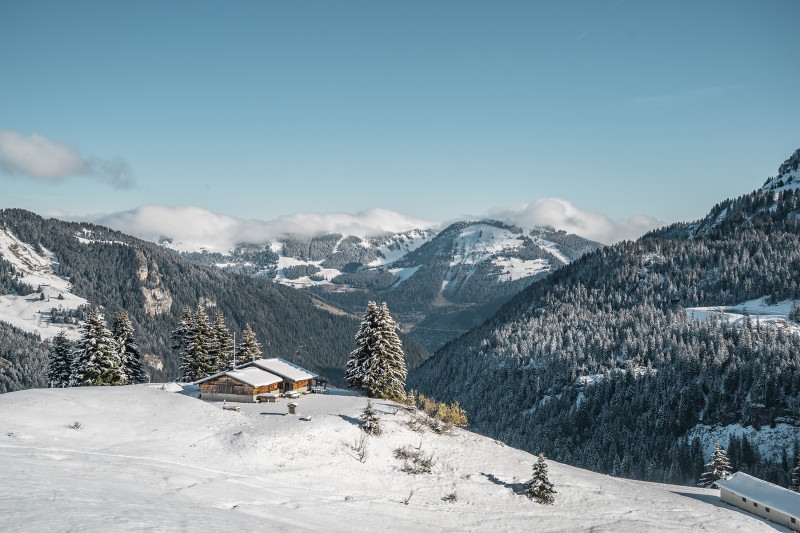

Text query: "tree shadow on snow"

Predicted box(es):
[481, 472, 527, 496]
[671, 492, 786, 531]
[338, 414, 361, 427]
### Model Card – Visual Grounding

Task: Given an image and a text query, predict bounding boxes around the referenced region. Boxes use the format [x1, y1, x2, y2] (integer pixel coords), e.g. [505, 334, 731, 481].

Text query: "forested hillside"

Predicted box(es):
[0, 209, 429, 391]
[409, 150, 800, 488]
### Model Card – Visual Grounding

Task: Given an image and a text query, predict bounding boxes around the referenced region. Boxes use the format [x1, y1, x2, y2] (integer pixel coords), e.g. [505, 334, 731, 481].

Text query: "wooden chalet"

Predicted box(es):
[716, 472, 800, 532]
[242, 358, 317, 393]
[195, 367, 282, 403]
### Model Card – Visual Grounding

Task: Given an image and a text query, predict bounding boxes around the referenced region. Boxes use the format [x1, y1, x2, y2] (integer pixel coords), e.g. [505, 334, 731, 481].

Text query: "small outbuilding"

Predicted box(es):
[243, 358, 317, 394]
[195, 367, 282, 403]
[716, 472, 800, 532]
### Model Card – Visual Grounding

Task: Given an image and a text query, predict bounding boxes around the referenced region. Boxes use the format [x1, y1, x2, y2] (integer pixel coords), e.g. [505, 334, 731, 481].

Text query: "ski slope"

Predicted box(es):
[0, 385, 785, 532]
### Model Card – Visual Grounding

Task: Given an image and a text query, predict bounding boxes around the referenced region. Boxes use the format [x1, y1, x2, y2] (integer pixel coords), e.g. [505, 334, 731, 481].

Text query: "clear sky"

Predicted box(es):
[1, 0, 798, 243]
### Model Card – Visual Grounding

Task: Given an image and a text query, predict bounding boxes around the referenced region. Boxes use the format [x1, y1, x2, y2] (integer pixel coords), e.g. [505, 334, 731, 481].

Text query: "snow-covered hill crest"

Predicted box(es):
[0, 385, 779, 532]
[763, 147, 800, 193]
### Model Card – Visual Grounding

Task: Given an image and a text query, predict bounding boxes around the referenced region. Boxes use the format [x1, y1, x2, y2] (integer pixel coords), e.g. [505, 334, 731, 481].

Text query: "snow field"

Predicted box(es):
[0, 385, 785, 532]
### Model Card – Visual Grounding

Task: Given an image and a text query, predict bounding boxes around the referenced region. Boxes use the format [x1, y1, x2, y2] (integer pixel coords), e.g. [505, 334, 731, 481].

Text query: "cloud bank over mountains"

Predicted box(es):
[490, 198, 662, 244]
[78, 199, 660, 253]
[0, 130, 134, 189]
[91, 205, 438, 252]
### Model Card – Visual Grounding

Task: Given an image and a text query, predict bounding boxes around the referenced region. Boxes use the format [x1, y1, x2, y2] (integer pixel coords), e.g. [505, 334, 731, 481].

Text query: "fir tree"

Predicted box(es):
[113, 310, 147, 384]
[170, 305, 195, 367]
[70, 308, 126, 386]
[47, 331, 73, 388]
[790, 300, 800, 323]
[525, 453, 556, 504]
[236, 323, 262, 363]
[698, 441, 733, 488]
[345, 302, 407, 400]
[210, 308, 234, 372]
[181, 305, 216, 381]
[791, 454, 800, 493]
[360, 399, 382, 436]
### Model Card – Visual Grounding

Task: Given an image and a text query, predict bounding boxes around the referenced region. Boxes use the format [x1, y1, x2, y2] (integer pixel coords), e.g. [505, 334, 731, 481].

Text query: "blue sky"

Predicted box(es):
[1, 0, 798, 243]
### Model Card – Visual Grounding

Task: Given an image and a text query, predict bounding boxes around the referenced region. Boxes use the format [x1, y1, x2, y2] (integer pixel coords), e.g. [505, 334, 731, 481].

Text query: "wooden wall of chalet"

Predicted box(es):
[285, 379, 310, 391]
[199, 375, 279, 396]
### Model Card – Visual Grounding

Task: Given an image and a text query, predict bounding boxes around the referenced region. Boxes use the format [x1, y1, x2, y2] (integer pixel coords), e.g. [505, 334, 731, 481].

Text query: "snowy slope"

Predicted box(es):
[687, 297, 800, 336]
[0, 385, 783, 532]
[0, 228, 87, 340]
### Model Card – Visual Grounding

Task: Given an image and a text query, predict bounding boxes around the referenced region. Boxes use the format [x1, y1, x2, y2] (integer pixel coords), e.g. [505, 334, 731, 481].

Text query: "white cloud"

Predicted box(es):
[490, 197, 661, 244]
[89, 205, 438, 252]
[0, 130, 134, 189]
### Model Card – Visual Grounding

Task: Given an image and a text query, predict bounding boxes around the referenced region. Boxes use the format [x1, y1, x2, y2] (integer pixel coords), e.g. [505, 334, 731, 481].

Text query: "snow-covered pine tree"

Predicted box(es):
[360, 399, 382, 436]
[791, 454, 800, 493]
[525, 452, 557, 504]
[47, 331, 73, 387]
[790, 300, 800, 323]
[236, 323, 262, 363]
[171, 305, 195, 374]
[210, 308, 234, 372]
[345, 301, 380, 393]
[112, 310, 147, 384]
[70, 308, 126, 386]
[698, 441, 733, 488]
[345, 302, 407, 400]
[181, 305, 216, 382]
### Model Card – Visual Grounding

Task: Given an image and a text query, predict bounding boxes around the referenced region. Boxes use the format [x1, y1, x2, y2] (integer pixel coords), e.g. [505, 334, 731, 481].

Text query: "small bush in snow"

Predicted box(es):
[442, 492, 458, 503]
[68, 421, 83, 431]
[352, 433, 368, 463]
[395, 444, 434, 474]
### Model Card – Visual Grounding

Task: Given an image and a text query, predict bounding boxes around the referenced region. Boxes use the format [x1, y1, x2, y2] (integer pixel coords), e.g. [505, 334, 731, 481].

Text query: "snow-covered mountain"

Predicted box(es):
[409, 147, 800, 489]
[762, 147, 800, 193]
[0, 384, 775, 532]
[177, 221, 600, 351]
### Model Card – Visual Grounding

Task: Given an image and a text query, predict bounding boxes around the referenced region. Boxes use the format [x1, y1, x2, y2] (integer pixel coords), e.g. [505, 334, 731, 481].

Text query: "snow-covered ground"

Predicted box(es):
[687, 297, 800, 335]
[688, 423, 800, 463]
[0, 228, 87, 340]
[0, 385, 786, 532]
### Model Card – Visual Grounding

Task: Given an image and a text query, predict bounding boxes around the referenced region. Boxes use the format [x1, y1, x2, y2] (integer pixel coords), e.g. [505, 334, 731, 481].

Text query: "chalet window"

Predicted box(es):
[753, 503, 757, 508]
[791, 517, 796, 524]
[765, 507, 769, 513]
[741, 497, 746, 502]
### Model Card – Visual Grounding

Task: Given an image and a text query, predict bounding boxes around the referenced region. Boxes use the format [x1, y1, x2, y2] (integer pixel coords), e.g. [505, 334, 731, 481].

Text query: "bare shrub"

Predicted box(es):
[67, 421, 83, 431]
[353, 432, 368, 462]
[395, 444, 434, 474]
[442, 492, 458, 503]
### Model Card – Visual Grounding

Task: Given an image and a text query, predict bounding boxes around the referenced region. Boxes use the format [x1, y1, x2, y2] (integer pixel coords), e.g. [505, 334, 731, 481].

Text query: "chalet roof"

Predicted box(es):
[246, 358, 316, 382]
[716, 472, 800, 518]
[195, 367, 282, 388]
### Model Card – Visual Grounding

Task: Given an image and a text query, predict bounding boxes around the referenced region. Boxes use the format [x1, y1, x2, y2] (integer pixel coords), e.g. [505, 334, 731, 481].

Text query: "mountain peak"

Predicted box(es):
[762, 147, 800, 193]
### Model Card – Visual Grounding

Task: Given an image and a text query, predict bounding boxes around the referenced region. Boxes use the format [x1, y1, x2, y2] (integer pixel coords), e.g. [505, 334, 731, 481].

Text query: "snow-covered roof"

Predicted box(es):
[716, 472, 800, 518]
[247, 358, 316, 382]
[195, 367, 282, 388]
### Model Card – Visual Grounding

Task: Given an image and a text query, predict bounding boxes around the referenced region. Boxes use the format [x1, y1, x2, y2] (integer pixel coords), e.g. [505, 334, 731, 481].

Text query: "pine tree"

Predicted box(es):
[181, 305, 216, 382]
[790, 300, 800, 323]
[345, 302, 407, 400]
[171, 305, 195, 368]
[698, 441, 733, 488]
[236, 323, 262, 363]
[210, 308, 234, 372]
[360, 399, 382, 436]
[525, 453, 557, 504]
[112, 310, 147, 384]
[70, 308, 126, 386]
[791, 454, 800, 493]
[47, 331, 73, 387]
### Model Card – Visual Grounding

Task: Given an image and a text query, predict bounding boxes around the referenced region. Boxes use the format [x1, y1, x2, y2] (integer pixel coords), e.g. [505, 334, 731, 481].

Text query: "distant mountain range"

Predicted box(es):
[409, 147, 800, 489]
[0, 209, 430, 392]
[174, 221, 600, 351]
